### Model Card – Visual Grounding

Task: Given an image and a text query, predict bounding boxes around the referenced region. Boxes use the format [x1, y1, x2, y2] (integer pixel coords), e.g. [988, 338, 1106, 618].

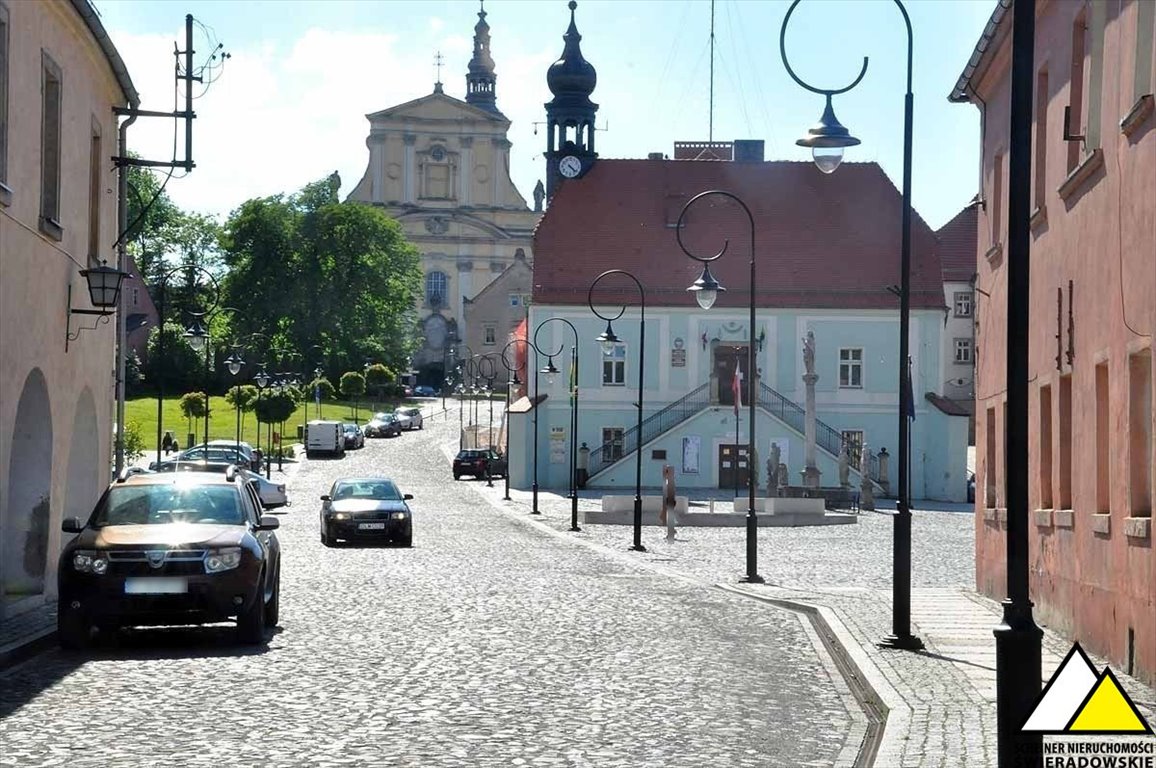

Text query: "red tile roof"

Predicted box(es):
[936, 204, 979, 283]
[532, 160, 946, 310]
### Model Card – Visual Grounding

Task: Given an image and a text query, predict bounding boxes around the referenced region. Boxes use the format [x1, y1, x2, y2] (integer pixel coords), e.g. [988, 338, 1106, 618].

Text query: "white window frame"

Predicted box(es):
[483, 324, 496, 346]
[602, 342, 626, 386]
[954, 291, 973, 318]
[954, 338, 973, 364]
[841, 430, 864, 465]
[602, 427, 624, 462]
[839, 348, 863, 389]
[425, 271, 448, 307]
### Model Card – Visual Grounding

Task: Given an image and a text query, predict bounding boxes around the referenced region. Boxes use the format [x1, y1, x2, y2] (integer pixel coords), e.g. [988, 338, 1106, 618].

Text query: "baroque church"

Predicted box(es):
[348, 3, 542, 387]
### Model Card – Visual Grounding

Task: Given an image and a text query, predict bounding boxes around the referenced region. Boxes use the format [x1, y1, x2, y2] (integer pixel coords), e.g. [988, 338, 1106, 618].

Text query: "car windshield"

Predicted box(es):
[372, 413, 389, 422]
[331, 481, 403, 501]
[93, 483, 244, 526]
[343, 425, 357, 433]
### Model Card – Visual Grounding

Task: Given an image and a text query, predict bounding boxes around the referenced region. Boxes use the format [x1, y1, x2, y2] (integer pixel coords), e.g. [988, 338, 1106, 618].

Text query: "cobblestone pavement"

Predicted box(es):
[0, 404, 860, 768]
[477, 445, 1156, 768]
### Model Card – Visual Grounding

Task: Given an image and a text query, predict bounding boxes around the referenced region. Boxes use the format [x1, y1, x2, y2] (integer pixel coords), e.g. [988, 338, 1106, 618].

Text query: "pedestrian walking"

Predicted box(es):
[660, 464, 678, 540]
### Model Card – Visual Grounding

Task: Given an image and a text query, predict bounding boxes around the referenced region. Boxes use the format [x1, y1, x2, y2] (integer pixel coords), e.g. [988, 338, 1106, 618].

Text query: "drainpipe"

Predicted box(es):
[114, 111, 138, 476]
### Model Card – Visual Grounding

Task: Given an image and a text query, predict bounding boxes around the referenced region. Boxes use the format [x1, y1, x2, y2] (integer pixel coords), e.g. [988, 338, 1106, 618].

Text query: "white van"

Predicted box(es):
[305, 420, 345, 459]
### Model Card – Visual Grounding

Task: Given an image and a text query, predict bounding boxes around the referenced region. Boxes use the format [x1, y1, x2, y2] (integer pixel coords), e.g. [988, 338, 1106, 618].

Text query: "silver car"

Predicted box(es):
[396, 407, 424, 431]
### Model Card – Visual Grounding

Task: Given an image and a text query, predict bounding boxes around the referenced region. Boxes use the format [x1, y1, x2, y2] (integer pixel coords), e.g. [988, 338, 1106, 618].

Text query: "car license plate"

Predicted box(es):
[358, 522, 386, 530]
[125, 577, 188, 594]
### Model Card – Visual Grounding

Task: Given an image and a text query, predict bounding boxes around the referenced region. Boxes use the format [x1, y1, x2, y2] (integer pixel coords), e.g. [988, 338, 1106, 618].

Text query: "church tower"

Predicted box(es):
[465, 1, 500, 114]
[544, 0, 598, 203]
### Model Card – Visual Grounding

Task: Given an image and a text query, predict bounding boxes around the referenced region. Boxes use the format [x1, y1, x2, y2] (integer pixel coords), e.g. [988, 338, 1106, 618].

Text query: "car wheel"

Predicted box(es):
[321, 525, 335, 548]
[397, 534, 413, 548]
[306, 450, 314, 459]
[237, 580, 268, 645]
[454, 473, 461, 480]
[58, 604, 90, 651]
[419, 422, 423, 430]
[265, 569, 280, 628]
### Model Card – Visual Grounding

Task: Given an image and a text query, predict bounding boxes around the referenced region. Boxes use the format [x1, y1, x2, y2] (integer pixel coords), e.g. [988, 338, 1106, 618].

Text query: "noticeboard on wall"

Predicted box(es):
[681, 436, 700, 474]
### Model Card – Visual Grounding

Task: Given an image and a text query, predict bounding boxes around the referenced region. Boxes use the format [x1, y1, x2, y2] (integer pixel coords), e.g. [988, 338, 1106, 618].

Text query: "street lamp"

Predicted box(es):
[185, 305, 239, 451]
[588, 269, 647, 552]
[676, 190, 763, 584]
[780, 0, 921, 649]
[535, 318, 581, 532]
[499, 339, 527, 502]
[253, 365, 270, 477]
[226, 348, 244, 459]
[477, 355, 497, 487]
[154, 265, 219, 465]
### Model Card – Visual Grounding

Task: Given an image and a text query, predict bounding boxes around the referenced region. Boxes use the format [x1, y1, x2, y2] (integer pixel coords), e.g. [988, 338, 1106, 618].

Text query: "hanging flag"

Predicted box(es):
[904, 358, 916, 421]
[569, 358, 577, 406]
[732, 365, 743, 416]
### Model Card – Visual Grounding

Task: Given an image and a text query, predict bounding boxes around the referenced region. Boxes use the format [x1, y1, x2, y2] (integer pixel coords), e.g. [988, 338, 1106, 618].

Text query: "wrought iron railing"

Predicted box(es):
[586, 383, 710, 478]
[759, 381, 880, 481]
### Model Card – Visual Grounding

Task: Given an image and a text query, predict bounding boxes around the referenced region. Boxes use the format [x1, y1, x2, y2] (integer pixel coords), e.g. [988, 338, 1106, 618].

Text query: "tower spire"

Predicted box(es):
[465, 0, 499, 113]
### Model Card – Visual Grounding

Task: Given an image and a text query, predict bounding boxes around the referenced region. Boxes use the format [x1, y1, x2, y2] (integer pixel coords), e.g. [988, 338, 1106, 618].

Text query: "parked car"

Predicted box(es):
[396, 407, 424, 431]
[305, 420, 346, 458]
[453, 448, 507, 480]
[413, 385, 437, 398]
[152, 446, 253, 470]
[342, 423, 365, 450]
[56, 467, 282, 648]
[149, 460, 288, 510]
[319, 477, 414, 547]
[364, 412, 402, 438]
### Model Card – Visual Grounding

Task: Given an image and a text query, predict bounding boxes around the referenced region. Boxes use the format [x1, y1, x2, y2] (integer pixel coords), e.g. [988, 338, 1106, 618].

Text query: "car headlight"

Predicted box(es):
[277, 485, 285, 494]
[333, 512, 350, 520]
[390, 512, 408, 520]
[204, 547, 242, 573]
[73, 550, 109, 574]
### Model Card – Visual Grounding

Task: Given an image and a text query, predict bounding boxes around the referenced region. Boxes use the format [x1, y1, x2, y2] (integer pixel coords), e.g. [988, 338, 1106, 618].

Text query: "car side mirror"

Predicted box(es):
[320, 494, 331, 502]
[403, 493, 414, 500]
[61, 517, 85, 533]
[257, 515, 280, 531]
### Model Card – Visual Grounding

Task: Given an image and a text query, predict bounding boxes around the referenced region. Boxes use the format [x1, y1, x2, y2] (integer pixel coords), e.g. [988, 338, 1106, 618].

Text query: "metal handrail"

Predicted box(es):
[758, 381, 880, 480]
[586, 383, 710, 478]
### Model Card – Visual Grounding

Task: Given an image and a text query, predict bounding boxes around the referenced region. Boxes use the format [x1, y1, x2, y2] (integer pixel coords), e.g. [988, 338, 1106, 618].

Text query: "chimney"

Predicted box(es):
[733, 140, 765, 162]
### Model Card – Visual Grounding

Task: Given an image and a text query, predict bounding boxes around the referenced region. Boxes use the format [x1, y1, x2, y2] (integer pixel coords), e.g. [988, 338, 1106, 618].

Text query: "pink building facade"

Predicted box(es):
[951, 0, 1154, 685]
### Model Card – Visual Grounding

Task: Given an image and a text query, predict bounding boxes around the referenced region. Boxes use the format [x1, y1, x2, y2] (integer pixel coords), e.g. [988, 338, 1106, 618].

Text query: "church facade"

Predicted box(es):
[347, 5, 541, 388]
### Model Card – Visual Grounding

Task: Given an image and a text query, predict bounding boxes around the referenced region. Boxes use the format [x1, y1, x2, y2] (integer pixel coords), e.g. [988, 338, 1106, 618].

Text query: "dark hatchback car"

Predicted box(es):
[453, 448, 507, 480]
[320, 477, 414, 547]
[364, 412, 401, 438]
[57, 468, 282, 648]
[342, 423, 365, 450]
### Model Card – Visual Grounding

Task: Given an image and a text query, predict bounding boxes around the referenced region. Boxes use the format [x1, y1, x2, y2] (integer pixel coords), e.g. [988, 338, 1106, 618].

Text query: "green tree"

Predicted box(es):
[121, 421, 147, 462]
[340, 371, 366, 422]
[144, 322, 203, 392]
[179, 392, 207, 440]
[311, 377, 335, 400]
[254, 389, 296, 425]
[219, 175, 422, 373]
[365, 363, 394, 407]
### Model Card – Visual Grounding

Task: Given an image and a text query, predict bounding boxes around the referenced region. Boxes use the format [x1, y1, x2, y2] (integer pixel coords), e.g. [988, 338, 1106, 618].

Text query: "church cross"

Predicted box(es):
[434, 51, 444, 86]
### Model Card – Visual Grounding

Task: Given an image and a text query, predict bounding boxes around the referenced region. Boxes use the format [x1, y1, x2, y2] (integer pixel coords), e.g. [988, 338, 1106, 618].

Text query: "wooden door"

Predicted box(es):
[718, 443, 750, 491]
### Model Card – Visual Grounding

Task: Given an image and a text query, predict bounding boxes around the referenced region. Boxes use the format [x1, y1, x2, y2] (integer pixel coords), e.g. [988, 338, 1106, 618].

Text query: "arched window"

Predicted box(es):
[426, 271, 448, 307]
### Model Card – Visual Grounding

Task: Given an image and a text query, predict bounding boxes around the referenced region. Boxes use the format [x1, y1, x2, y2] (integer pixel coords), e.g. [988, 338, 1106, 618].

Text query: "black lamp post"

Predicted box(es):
[588, 269, 647, 552]
[185, 305, 239, 451]
[499, 339, 526, 502]
[780, 0, 921, 649]
[155, 265, 218, 465]
[478, 355, 497, 487]
[253, 365, 270, 476]
[225, 348, 244, 459]
[676, 190, 763, 584]
[535, 318, 581, 532]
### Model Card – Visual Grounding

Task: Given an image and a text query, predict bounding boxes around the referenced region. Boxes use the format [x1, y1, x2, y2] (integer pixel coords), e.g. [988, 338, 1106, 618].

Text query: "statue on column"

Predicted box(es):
[767, 442, 781, 496]
[777, 462, 789, 490]
[533, 180, 545, 212]
[802, 330, 816, 375]
[859, 443, 875, 511]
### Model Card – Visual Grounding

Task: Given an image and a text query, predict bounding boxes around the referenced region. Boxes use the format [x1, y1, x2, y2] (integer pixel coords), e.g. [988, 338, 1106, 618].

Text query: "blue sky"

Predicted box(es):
[93, 0, 995, 230]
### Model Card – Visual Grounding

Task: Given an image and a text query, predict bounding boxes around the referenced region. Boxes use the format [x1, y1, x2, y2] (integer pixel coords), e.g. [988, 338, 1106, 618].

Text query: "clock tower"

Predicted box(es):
[544, 1, 598, 204]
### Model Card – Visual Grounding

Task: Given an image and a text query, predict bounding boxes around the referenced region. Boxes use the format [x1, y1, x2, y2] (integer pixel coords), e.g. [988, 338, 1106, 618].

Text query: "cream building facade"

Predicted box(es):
[348, 6, 541, 388]
[0, 0, 137, 620]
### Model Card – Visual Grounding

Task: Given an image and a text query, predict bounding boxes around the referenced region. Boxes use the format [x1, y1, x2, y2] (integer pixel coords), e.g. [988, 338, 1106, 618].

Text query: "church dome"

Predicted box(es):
[547, 1, 596, 99]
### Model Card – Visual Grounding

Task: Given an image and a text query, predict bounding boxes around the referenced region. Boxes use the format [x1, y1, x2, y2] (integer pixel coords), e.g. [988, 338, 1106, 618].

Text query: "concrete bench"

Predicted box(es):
[600, 495, 688, 515]
[731, 497, 827, 515]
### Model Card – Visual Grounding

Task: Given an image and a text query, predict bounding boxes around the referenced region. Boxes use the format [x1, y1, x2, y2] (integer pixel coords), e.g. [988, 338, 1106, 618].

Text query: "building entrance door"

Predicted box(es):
[718, 443, 750, 492]
[713, 344, 750, 406]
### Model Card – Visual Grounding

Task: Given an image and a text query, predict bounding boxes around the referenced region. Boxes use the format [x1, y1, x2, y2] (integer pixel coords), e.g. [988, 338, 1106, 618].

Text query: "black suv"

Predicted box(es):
[57, 467, 282, 648]
[453, 448, 508, 480]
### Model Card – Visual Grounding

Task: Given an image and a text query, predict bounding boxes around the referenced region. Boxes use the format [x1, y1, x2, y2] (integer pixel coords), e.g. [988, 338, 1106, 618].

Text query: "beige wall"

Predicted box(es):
[348, 91, 541, 379]
[461, 252, 532, 363]
[967, 0, 1155, 684]
[0, 0, 128, 616]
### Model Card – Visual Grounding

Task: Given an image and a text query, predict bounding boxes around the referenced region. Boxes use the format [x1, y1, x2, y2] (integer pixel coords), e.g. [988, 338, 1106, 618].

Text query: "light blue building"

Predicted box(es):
[504, 156, 969, 502]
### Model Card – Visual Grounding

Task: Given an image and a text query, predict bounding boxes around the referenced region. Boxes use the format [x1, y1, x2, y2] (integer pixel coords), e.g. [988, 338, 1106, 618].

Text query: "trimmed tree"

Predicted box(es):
[339, 371, 366, 422]
[179, 392, 207, 446]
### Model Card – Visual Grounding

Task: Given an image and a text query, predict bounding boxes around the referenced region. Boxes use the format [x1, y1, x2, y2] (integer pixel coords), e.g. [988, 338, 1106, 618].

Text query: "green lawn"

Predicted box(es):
[123, 395, 416, 452]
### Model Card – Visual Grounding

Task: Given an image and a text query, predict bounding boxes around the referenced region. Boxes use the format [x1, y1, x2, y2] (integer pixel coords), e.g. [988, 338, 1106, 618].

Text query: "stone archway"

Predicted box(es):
[58, 388, 100, 591]
[2, 369, 54, 615]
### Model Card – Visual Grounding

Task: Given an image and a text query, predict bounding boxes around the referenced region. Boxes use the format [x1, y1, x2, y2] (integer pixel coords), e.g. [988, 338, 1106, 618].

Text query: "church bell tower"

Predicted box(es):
[544, 0, 598, 203]
[466, 1, 500, 114]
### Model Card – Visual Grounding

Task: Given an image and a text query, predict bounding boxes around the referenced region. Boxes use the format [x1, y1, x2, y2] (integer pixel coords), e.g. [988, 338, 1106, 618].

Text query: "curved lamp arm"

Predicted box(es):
[779, 0, 869, 97]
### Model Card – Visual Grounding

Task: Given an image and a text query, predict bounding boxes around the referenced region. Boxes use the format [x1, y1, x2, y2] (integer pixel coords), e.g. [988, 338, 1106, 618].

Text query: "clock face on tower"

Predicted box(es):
[558, 155, 582, 178]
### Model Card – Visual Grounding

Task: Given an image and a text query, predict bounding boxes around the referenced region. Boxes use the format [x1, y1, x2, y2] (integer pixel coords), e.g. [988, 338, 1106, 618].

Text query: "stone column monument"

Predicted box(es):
[801, 331, 821, 489]
[876, 447, 891, 494]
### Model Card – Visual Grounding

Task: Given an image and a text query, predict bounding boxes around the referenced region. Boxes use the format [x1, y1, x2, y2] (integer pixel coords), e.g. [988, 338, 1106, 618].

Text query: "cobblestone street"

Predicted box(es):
[0, 404, 861, 768]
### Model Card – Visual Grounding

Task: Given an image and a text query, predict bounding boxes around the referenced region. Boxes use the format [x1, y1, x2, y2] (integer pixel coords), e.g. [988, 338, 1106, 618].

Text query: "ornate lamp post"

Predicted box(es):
[225, 348, 244, 458]
[535, 318, 581, 532]
[588, 269, 647, 552]
[185, 305, 239, 451]
[253, 365, 270, 476]
[780, 0, 921, 649]
[499, 339, 526, 502]
[676, 190, 763, 584]
[478, 355, 497, 487]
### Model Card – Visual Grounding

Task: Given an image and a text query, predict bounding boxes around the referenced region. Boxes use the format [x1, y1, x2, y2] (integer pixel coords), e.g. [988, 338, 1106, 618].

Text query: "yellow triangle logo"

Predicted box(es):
[1068, 668, 1153, 734]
